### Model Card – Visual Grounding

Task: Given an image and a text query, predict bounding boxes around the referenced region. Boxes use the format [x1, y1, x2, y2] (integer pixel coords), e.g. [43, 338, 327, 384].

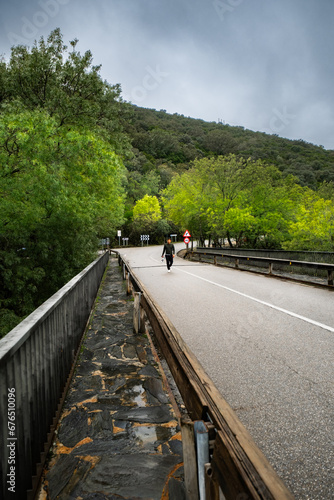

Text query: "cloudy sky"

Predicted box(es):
[1, 0, 333, 149]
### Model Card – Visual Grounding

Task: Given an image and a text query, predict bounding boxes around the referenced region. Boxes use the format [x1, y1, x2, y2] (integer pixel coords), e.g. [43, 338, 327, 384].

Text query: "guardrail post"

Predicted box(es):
[328, 269, 333, 286]
[194, 421, 210, 500]
[235, 258, 239, 269]
[127, 272, 132, 295]
[214, 256, 217, 266]
[133, 292, 146, 334]
[269, 262, 273, 275]
[181, 416, 199, 500]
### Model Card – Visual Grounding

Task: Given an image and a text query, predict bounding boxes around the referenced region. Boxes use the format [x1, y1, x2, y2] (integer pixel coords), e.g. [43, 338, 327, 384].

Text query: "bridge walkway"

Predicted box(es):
[38, 257, 185, 500]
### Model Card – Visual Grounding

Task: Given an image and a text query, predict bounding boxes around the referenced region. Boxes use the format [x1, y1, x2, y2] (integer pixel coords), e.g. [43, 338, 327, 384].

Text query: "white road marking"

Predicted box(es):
[172, 266, 334, 334]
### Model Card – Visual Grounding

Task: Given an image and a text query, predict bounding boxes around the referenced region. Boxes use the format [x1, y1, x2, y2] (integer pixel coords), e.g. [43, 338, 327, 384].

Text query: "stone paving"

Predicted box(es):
[39, 257, 185, 500]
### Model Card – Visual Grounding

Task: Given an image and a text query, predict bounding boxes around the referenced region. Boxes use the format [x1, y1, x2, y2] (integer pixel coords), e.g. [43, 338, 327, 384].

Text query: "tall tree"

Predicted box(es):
[0, 30, 130, 337]
[1, 28, 131, 153]
[284, 190, 334, 251]
[0, 104, 126, 337]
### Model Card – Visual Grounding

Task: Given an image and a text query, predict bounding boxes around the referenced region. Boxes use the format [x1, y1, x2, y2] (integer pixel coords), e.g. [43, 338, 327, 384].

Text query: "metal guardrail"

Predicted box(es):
[197, 247, 334, 264]
[0, 252, 109, 500]
[117, 252, 294, 500]
[189, 249, 334, 287]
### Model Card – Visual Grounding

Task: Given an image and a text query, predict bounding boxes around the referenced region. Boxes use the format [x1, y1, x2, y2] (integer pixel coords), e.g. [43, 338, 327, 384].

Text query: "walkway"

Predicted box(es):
[39, 257, 185, 499]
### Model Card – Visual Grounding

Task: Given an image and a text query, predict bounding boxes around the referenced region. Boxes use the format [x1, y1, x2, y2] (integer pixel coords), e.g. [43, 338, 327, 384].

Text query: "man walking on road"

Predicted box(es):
[162, 237, 175, 272]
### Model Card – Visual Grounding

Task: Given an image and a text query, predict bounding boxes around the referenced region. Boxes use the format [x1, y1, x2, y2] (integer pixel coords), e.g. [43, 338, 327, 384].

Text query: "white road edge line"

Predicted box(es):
[173, 265, 334, 334]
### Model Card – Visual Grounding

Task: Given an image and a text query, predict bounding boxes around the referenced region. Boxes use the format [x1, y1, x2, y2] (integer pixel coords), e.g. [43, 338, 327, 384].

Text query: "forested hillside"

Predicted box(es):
[124, 106, 334, 197]
[123, 105, 334, 255]
[1, 29, 334, 338]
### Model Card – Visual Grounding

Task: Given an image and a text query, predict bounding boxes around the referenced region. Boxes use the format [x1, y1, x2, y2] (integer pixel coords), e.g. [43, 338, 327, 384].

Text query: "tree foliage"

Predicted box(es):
[283, 191, 334, 251]
[133, 195, 162, 223]
[126, 107, 334, 253]
[124, 106, 334, 197]
[163, 155, 333, 250]
[0, 30, 128, 337]
[0, 28, 131, 153]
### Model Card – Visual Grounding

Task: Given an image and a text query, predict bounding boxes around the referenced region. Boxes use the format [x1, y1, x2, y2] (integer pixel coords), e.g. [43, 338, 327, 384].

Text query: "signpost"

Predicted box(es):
[140, 235, 150, 246]
[101, 238, 110, 249]
[183, 230, 191, 249]
[117, 230, 121, 246]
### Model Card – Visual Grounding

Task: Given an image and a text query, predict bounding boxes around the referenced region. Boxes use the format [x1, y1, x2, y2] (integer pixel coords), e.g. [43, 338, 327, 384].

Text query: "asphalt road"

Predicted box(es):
[117, 244, 334, 500]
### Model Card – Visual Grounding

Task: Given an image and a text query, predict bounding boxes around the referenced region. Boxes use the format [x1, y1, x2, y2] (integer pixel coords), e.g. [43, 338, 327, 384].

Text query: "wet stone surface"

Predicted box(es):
[40, 258, 185, 500]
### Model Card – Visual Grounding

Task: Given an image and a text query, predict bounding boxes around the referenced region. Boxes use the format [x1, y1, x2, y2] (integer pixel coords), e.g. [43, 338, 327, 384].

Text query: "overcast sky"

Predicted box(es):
[1, 0, 334, 149]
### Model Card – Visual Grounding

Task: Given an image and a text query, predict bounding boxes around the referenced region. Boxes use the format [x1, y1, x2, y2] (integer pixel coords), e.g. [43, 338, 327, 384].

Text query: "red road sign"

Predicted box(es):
[184, 237, 190, 244]
[183, 230, 191, 237]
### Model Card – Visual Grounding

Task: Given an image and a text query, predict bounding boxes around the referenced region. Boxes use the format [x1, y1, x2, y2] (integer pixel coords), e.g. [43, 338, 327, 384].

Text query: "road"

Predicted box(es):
[117, 244, 334, 499]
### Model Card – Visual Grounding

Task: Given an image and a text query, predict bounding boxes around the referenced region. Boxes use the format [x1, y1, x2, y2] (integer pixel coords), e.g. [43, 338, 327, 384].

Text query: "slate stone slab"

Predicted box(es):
[47, 454, 80, 499]
[76, 454, 182, 499]
[168, 477, 187, 500]
[113, 405, 173, 424]
[100, 358, 141, 376]
[58, 408, 89, 448]
[144, 377, 169, 404]
[41, 258, 184, 499]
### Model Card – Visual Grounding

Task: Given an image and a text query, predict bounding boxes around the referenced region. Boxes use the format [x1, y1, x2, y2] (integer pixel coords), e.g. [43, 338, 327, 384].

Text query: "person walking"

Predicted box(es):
[162, 237, 175, 272]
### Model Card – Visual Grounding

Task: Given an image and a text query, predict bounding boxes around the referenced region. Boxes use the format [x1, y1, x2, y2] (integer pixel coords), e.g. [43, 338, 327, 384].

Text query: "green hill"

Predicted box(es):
[124, 105, 334, 197]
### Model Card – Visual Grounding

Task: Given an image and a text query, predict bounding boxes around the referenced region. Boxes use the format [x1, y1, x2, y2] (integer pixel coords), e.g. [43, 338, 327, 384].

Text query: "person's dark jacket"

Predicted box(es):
[162, 243, 175, 256]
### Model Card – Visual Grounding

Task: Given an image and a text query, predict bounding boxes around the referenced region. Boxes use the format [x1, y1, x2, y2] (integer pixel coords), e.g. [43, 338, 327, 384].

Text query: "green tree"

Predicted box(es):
[133, 195, 162, 223]
[284, 190, 334, 251]
[0, 29, 131, 337]
[162, 169, 212, 245]
[200, 129, 237, 155]
[163, 154, 301, 248]
[0, 104, 126, 337]
[237, 174, 302, 248]
[129, 195, 170, 245]
[126, 170, 160, 202]
[1, 28, 131, 154]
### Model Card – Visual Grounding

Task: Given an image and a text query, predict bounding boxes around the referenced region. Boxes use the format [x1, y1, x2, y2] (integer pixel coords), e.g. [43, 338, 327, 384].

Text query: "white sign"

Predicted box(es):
[117, 230, 121, 237]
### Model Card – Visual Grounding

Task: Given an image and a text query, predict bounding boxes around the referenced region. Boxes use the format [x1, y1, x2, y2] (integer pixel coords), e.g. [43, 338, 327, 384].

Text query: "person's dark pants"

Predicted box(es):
[165, 254, 173, 270]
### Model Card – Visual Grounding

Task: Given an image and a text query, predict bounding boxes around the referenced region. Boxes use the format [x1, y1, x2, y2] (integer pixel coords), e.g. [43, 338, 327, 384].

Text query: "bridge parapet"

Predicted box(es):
[197, 247, 334, 264]
[0, 252, 109, 500]
[192, 248, 334, 286]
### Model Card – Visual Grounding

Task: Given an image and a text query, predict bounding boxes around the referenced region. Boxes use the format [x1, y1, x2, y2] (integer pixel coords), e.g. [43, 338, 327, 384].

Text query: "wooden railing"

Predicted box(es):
[0, 252, 109, 500]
